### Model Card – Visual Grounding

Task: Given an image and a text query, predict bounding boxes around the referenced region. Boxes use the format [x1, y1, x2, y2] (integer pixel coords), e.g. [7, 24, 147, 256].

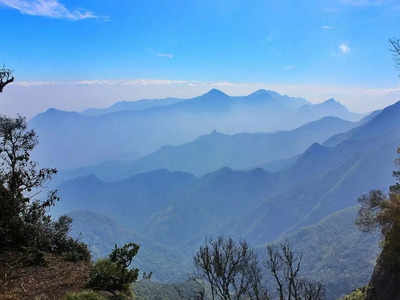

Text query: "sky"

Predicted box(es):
[1, 0, 400, 117]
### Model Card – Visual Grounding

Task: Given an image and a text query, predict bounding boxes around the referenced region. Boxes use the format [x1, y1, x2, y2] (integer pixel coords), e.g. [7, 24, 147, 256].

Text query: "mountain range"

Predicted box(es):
[52, 100, 400, 298]
[30, 89, 362, 170]
[58, 115, 357, 181]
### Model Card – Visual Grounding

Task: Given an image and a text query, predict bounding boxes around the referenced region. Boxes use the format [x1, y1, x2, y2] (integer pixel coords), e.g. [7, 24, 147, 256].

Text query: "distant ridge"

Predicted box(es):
[30, 89, 363, 170]
[57, 116, 356, 181]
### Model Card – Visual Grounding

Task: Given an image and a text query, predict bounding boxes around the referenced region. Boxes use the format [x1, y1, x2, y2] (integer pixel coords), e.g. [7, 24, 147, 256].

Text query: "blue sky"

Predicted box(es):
[1, 0, 400, 116]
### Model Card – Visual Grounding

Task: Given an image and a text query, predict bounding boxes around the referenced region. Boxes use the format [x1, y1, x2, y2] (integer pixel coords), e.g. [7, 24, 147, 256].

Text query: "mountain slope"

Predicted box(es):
[270, 207, 380, 300]
[112, 117, 356, 177]
[57, 116, 356, 181]
[67, 210, 191, 282]
[56, 170, 196, 232]
[230, 101, 400, 244]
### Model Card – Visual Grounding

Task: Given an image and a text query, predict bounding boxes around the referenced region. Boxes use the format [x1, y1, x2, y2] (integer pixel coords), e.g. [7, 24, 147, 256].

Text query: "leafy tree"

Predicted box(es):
[340, 287, 367, 300]
[0, 66, 14, 93]
[87, 242, 140, 297]
[355, 147, 400, 299]
[356, 147, 400, 270]
[0, 115, 89, 261]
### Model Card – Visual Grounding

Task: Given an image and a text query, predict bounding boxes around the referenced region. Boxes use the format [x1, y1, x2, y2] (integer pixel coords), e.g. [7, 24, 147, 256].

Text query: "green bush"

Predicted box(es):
[63, 290, 107, 300]
[341, 287, 367, 300]
[87, 243, 139, 296]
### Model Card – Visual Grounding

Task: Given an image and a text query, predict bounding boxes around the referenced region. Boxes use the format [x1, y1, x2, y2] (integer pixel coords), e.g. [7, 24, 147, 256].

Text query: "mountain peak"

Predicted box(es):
[249, 89, 280, 97]
[202, 88, 229, 98]
[322, 98, 341, 105]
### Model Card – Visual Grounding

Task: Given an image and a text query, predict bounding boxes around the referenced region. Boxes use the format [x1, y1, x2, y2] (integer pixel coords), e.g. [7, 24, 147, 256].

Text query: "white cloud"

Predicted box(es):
[0, 0, 101, 20]
[339, 43, 351, 54]
[321, 25, 334, 30]
[157, 53, 174, 59]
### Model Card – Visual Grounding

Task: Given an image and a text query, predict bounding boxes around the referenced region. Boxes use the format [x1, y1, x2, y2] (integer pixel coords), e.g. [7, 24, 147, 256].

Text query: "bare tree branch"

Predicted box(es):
[0, 66, 14, 93]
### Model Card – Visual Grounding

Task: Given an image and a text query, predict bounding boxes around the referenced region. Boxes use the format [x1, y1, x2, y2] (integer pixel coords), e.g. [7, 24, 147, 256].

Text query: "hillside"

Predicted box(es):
[67, 210, 191, 282]
[0, 251, 91, 300]
[228, 101, 400, 244]
[132, 279, 208, 300]
[275, 207, 380, 300]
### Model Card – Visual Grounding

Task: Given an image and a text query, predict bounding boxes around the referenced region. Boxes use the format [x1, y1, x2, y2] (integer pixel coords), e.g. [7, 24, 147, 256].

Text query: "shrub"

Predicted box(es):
[87, 243, 139, 296]
[341, 287, 367, 300]
[63, 290, 107, 300]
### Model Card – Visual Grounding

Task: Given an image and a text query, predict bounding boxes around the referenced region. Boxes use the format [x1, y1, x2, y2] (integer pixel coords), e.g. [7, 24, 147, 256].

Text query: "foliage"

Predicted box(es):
[0, 115, 90, 262]
[64, 290, 107, 300]
[340, 287, 367, 300]
[356, 147, 400, 271]
[87, 243, 139, 296]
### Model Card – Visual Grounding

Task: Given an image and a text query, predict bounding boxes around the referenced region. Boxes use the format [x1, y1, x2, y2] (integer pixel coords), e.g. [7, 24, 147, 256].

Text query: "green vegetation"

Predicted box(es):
[0, 115, 90, 263]
[340, 287, 367, 300]
[87, 243, 140, 297]
[354, 146, 400, 299]
[64, 290, 107, 300]
[0, 112, 139, 299]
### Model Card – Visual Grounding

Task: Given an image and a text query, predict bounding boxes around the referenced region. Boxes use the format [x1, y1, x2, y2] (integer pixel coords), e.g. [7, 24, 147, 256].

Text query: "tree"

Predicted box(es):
[0, 115, 89, 261]
[87, 242, 140, 296]
[0, 115, 57, 247]
[265, 242, 325, 300]
[193, 237, 324, 300]
[0, 66, 14, 93]
[356, 148, 400, 268]
[355, 147, 400, 299]
[193, 236, 269, 300]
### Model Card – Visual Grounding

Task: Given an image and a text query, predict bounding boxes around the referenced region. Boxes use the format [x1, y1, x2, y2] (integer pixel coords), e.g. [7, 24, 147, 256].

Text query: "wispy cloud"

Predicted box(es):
[341, 0, 385, 6]
[0, 0, 101, 20]
[339, 43, 351, 54]
[321, 25, 334, 30]
[157, 53, 174, 59]
[15, 79, 188, 87]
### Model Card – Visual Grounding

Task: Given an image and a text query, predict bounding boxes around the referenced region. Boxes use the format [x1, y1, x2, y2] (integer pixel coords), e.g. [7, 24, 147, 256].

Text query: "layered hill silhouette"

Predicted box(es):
[57, 101, 399, 247]
[49, 100, 400, 298]
[30, 89, 361, 170]
[59, 116, 357, 181]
